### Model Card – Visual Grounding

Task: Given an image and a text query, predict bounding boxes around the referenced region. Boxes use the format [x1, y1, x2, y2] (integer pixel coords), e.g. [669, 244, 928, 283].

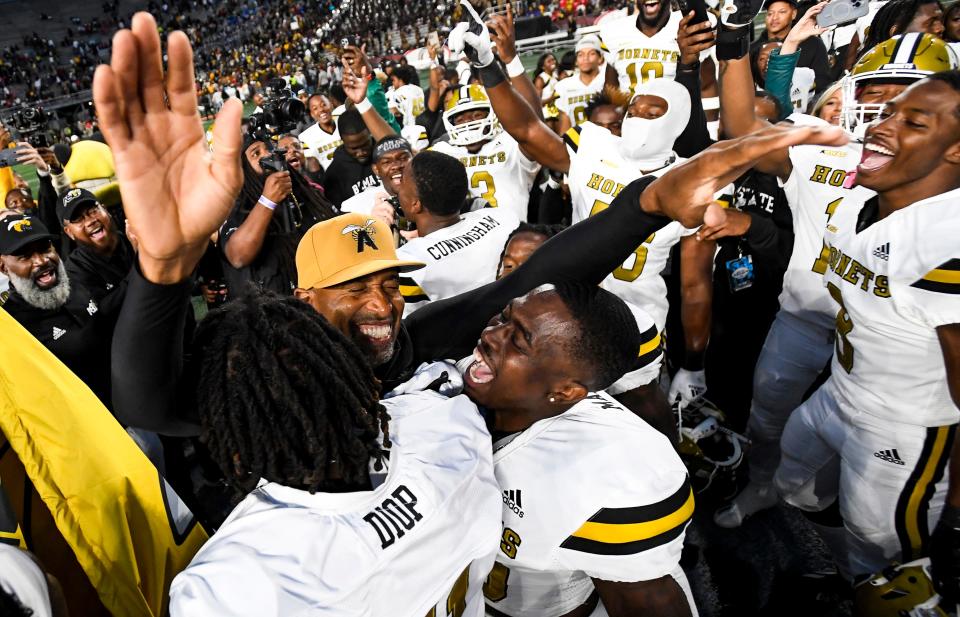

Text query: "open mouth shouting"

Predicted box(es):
[87, 220, 107, 243]
[32, 263, 58, 290]
[465, 343, 496, 388]
[858, 139, 896, 175]
[640, 0, 661, 18]
[386, 169, 404, 193]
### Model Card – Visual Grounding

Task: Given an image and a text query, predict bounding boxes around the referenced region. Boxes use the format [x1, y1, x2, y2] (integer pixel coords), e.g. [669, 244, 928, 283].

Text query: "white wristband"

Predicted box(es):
[355, 97, 373, 113]
[258, 195, 278, 211]
[506, 56, 525, 78]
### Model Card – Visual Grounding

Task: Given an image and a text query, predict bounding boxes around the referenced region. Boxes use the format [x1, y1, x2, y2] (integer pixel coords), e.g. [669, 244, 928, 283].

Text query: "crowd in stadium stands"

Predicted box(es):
[4, 0, 960, 615]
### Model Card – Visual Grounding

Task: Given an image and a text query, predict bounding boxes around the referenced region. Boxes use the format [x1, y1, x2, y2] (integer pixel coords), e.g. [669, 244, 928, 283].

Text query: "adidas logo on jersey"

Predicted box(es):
[502, 489, 524, 518]
[874, 449, 905, 465]
[873, 243, 890, 261]
[52, 326, 66, 340]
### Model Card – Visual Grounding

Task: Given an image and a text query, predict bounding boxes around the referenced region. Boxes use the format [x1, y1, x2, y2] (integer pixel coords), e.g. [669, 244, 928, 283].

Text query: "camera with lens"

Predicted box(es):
[10, 106, 49, 148]
[340, 35, 362, 48]
[258, 149, 288, 174]
[246, 78, 305, 142]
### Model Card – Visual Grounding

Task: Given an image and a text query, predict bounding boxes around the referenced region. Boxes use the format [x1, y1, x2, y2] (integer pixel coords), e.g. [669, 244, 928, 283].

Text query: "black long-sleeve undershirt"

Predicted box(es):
[111, 176, 667, 435]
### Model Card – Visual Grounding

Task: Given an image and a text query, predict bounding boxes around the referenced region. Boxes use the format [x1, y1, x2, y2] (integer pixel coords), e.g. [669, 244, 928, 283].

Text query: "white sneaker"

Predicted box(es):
[713, 482, 778, 528]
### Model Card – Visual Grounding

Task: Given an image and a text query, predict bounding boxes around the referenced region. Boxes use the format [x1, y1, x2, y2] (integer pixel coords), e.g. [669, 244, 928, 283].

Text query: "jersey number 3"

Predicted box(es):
[471, 171, 498, 208]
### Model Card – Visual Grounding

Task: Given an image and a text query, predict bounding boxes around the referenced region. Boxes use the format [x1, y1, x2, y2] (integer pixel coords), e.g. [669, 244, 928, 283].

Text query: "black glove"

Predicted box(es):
[715, 0, 765, 60]
[931, 504, 960, 604]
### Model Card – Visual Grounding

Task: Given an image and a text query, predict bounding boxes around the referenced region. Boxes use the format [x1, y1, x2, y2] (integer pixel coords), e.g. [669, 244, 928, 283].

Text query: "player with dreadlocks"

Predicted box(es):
[190, 292, 389, 493]
[219, 135, 339, 295]
[168, 290, 500, 611]
[97, 12, 850, 614]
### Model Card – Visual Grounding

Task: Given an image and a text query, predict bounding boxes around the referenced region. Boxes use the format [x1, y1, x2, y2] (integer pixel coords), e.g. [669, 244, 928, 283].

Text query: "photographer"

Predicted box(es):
[220, 134, 338, 295]
[8, 139, 69, 253]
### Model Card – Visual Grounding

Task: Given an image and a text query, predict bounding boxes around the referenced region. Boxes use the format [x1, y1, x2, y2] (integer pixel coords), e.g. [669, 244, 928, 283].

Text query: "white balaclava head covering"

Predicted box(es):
[619, 78, 691, 171]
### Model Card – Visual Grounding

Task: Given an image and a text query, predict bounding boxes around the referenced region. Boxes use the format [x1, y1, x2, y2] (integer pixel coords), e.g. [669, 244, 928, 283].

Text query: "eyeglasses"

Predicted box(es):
[69, 204, 104, 224]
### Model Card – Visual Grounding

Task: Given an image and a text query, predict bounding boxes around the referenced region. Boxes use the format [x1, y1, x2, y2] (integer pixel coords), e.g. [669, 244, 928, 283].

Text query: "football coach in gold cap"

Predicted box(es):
[294, 212, 424, 385]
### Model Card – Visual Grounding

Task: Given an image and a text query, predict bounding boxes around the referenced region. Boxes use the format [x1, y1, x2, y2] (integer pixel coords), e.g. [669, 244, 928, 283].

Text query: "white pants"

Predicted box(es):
[746, 311, 834, 486]
[774, 380, 954, 577]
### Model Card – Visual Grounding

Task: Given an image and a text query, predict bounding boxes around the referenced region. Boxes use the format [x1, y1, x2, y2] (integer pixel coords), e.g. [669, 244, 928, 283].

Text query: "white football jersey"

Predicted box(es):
[397, 208, 521, 317]
[431, 131, 541, 222]
[820, 190, 960, 427]
[340, 185, 389, 216]
[553, 70, 606, 127]
[564, 122, 701, 330]
[599, 11, 687, 91]
[169, 390, 502, 617]
[780, 119, 875, 331]
[482, 391, 694, 617]
[392, 83, 426, 128]
[298, 122, 342, 170]
[607, 302, 664, 394]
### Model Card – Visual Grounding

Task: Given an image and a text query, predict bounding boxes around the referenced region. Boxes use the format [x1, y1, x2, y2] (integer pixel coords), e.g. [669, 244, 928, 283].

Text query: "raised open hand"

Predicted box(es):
[487, 2, 518, 63]
[642, 123, 848, 227]
[92, 12, 241, 283]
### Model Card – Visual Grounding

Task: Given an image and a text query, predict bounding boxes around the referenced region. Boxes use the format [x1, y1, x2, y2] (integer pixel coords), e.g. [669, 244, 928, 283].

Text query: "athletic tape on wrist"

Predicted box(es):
[355, 98, 373, 113]
[506, 56, 525, 78]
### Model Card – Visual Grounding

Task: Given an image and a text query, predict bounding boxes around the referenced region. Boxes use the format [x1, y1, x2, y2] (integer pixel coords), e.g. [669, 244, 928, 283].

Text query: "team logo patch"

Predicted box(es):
[342, 219, 379, 253]
[86, 299, 98, 316]
[874, 449, 905, 465]
[7, 219, 32, 233]
[64, 188, 83, 203]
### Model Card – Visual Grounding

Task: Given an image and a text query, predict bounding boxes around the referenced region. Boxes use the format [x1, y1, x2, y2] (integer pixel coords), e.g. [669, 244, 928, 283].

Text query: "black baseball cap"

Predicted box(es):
[0, 215, 56, 255]
[59, 187, 99, 222]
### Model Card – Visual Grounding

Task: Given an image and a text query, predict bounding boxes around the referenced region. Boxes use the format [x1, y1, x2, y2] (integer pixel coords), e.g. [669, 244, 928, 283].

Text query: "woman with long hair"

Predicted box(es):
[532, 52, 558, 102]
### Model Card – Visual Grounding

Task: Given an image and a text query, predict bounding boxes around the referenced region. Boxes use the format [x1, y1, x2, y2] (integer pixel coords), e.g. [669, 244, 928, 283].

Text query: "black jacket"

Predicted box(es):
[321, 146, 380, 208]
[66, 232, 134, 311]
[110, 176, 669, 436]
[3, 282, 119, 408]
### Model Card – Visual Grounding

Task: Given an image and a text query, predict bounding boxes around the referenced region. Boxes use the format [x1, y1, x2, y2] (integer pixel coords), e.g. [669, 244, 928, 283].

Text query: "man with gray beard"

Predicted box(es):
[1, 214, 118, 408]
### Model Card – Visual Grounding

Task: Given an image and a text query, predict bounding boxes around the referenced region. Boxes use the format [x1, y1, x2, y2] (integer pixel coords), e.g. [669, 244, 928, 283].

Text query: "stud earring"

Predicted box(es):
[549, 396, 556, 403]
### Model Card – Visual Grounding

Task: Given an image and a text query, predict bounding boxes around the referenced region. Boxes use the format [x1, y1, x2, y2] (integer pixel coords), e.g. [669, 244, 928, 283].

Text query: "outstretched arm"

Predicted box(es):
[342, 60, 398, 141]
[95, 13, 242, 432]
[484, 70, 570, 173]
[717, 56, 793, 179]
[488, 3, 542, 118]
[407, 122, 848, 362]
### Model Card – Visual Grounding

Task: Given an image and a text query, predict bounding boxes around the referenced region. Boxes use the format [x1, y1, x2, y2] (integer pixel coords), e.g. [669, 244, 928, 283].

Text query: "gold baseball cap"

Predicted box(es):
[296, 213, 424, 289]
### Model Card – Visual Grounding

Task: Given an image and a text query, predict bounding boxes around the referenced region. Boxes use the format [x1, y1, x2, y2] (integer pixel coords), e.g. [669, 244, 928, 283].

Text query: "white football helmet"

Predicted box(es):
[442, 84, 501, 147]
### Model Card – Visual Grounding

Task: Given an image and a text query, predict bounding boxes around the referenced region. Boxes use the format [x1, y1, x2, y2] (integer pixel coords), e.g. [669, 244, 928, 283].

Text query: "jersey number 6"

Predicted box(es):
[590, 199, 653, 282]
